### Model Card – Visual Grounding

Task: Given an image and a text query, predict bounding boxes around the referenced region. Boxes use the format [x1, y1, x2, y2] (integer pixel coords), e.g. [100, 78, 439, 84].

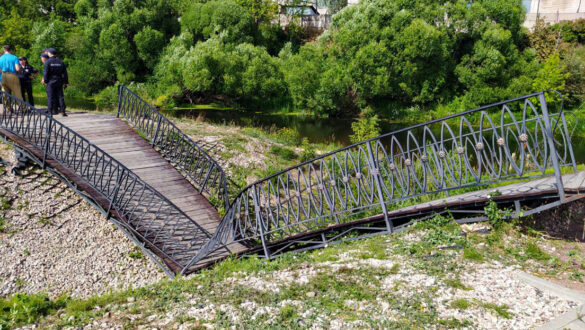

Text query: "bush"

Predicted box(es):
[299, 138, 316, 162]
[532, 52, 570, 105]
[562, 46, 585, 106]
[94, 84, 119, 110]
[269, 145, 297, 161]
[349, 107, 381, 144]
[181, 0, 254, 44]
[273, 127, 300, 146]
[0, 294, 67, 328]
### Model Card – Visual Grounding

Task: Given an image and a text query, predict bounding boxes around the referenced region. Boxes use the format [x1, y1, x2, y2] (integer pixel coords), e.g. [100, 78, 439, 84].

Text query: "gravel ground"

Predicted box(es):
[0, 144, 165, 299]
[69, 240, 580, 329]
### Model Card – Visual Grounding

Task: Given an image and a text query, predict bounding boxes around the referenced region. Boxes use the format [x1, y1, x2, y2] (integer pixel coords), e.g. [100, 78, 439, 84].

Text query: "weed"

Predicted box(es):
[128, 247, 144, 259]
[0, 198, 11, 210]
[273, 127, 300, 145]
[0, 294, 67, 328]
[463, 246, 484, 262]
[23, 249, 30, 256]
[0, 216, 5, 233]
[450, 298, 472, 310]
[389, 263, 400, 275]
[480, 302, 513, 319]
[38, 218, 54, 226]
[444, 278, 472, 290]
[269, 146, 297, 161]
[16, 201, 29, 211]
[484, 200, 512, 229]
[570, 271, 585, 283]
[299, 138, 316, 162]
[525, 242, 550, 261]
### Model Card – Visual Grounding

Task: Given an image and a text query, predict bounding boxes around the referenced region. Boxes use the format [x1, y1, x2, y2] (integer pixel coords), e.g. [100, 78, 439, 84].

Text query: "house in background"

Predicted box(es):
[524, 0, 585, 28]
[278, 0, 353, 32]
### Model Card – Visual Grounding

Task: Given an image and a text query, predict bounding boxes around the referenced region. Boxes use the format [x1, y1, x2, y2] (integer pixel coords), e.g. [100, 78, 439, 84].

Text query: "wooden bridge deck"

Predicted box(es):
[386, 171, 585, 218]
[59, 112, 223, 235]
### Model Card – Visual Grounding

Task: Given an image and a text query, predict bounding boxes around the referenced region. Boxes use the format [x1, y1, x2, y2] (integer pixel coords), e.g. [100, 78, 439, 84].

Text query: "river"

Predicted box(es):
[36, 96, 585, 164]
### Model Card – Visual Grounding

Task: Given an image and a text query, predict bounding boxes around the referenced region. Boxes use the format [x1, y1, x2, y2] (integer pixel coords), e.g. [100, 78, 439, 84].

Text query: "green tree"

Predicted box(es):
[134, 27, 165, 69]
[532, 52, 570, 105]
[0, 9, 33, 52]
[181, 1, 254, 44]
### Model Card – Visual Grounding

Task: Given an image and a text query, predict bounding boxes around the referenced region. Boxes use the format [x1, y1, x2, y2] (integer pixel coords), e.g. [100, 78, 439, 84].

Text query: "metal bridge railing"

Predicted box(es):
[181, 91, 577, 273]
[117, 86, 230, 210]
[0, 91, 213, 276]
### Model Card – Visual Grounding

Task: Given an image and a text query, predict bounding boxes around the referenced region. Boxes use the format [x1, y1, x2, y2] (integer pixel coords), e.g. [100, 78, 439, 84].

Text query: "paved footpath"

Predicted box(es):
[520, 272, 585, 329]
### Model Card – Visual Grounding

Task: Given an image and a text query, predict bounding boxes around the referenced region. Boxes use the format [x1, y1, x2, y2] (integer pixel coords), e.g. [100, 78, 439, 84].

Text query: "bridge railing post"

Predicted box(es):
[107, 168, 126, 216]
[116, 85, 122, 118]
[152, 115, 162, 147]
[42, 117, 53, 169]
[251, 185, 271, 259]
[538, 92, 566, 203]
[365, 141, 393, 233]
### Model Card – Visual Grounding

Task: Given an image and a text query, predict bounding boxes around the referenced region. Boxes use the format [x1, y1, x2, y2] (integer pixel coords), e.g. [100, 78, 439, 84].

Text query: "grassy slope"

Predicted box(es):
[2, 211, 585, 328]
[1, 111, 585, 328]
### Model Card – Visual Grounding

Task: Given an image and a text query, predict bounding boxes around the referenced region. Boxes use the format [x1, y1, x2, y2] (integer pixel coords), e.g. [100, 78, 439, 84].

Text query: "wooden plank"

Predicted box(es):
[564, 172, 585, 192]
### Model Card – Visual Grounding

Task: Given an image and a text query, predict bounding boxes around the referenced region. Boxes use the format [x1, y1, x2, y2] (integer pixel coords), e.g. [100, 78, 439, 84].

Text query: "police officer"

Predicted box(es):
[41, 48, 68, 116]
[18, 57, 38, 106]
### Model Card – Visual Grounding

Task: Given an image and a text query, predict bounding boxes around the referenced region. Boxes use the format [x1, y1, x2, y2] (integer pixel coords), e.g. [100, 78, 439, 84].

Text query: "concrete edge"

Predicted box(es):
[517, 272, 585, 304]
[536, 306, 585, 330]
[516, 272, 585, 329]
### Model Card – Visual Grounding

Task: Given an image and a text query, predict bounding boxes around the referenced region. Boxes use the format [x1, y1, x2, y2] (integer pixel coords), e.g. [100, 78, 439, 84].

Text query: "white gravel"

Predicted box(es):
[0, 147, 165, 298]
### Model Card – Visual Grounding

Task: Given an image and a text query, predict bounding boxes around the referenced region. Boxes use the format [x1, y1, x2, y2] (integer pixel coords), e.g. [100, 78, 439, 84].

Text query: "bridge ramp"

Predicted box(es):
[60, 112, 222, 234]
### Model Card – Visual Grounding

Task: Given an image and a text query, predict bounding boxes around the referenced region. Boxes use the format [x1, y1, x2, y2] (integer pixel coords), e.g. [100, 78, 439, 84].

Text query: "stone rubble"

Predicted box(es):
[0, 145, 164, 299]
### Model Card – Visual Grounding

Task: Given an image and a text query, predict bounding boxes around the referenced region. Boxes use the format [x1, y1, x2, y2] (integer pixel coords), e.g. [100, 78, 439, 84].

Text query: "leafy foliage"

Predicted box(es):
[349, 107, 381, 144]
[5, 0, 585, 123]
[532, 52, 570, 105]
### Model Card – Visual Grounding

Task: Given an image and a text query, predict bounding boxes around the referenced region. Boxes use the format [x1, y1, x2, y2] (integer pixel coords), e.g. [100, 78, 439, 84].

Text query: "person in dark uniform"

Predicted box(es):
[18, 57, 38, 106]
[41, 48, 68, 116]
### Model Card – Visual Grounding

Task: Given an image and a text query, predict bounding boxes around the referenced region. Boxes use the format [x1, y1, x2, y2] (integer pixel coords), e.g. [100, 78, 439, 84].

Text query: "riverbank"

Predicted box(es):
[1, 113, 585, 328]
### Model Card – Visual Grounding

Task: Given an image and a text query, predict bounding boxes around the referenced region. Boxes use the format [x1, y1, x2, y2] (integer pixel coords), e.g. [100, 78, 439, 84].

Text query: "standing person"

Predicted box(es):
[41, 48, 68, 116]
[18, 57, 38, 106]
[0, 45, 22, 99]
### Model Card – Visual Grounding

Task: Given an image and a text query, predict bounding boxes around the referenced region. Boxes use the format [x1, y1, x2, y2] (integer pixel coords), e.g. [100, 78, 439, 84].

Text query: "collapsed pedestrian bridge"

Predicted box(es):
[0, 87, 583, 276]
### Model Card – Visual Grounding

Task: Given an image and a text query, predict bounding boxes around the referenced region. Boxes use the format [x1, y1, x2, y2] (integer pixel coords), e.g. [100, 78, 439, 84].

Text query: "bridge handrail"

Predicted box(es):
[180, 91, 578, 273]
[117, 85, 230, 210]
[0, 91, 212, 276]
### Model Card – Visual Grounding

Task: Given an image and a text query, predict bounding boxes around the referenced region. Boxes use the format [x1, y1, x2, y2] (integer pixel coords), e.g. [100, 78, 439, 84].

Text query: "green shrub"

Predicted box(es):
[349, 107, 381, 144]
[299, 138, 316, 162]
[0, 294, 67, 328]
[269, 145, 297, 161]
[273, 127, 300, 145]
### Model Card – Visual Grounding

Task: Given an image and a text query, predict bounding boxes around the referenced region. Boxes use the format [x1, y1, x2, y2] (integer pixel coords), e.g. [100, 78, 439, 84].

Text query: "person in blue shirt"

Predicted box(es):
[41, 48, 68, 116]
[0, 45, 22, 99]
[18, 57, 38, 106]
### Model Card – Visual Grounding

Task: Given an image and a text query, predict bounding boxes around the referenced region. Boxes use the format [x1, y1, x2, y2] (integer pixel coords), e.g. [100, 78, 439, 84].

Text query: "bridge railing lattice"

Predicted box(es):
[0, 91, 212, 276]
[181, 91, 577, 273]
[117, 86, 230, 210]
